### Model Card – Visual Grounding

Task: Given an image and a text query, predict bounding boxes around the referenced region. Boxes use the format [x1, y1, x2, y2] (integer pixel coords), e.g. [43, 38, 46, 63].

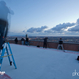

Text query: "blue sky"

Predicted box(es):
[3, 0, 79, 36]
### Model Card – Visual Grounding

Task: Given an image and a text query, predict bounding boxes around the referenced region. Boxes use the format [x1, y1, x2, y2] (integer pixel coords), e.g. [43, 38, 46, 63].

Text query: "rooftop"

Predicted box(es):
[1, 44, 79, 79]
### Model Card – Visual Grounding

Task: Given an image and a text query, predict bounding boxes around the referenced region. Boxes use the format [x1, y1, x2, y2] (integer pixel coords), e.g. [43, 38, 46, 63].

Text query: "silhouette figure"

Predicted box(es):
[57, 38, 64, 51]
[0, 1, 14, 49]
[43, 37, 48, 48]
[14, 37, 18, 44]
[21, 38, 24, 45]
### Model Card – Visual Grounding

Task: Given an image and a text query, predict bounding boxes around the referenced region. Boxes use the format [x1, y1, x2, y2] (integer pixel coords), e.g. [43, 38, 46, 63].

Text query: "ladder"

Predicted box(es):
[0, 42, 17, 71]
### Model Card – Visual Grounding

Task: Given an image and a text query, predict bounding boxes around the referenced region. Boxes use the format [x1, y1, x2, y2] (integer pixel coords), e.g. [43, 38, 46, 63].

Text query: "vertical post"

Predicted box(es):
[7, 42, 17, 69]
[0, 46, 6, 71]
[6, 47, 12, 66]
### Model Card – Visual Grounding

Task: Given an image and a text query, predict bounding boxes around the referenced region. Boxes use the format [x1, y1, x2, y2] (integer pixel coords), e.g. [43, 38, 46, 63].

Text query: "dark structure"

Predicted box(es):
[57, 38, 64, 51]
[21, 38, 24, 45]
[43, 37, 48, 48]
[25, 37, 29, 45]
[0, 1, 11, 49]
[25, 34, 29, 45]
[14, 37, 18, 44]
[77, 56, 79, 61]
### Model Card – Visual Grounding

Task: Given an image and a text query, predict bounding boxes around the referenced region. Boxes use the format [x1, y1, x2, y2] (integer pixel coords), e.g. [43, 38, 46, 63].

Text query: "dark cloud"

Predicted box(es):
[68, 18, 79, 32]
[44, 29, 53, 33]
[68, 25, 79, 32]
[9, 18, 79, 36]
[44, 29, 64, 34]
[76, 18, 79, 25]
[44, 22, 75, 34]
[51, 23, 75, 31]
[27, 26, 47, 33]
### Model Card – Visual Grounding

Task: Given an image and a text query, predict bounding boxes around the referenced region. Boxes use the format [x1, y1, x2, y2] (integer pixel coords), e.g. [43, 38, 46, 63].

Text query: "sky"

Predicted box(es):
[1, 0, 79, 36]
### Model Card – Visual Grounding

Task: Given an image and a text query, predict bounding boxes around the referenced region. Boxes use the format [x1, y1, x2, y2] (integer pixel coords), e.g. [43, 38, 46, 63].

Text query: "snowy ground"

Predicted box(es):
[1, 44, 79, 79]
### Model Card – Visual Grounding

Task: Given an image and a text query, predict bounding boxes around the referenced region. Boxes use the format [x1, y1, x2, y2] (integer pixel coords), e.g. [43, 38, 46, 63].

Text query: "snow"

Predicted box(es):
[1, 44, 79, 79]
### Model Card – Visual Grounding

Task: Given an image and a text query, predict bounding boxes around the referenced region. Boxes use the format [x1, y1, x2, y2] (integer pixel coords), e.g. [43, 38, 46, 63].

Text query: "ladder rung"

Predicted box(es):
[2, 54, 12, 58]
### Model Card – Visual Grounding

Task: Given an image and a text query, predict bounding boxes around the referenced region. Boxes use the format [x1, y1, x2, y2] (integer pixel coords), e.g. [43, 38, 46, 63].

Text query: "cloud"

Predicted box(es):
[9, 18, 79, 36]
[27, 26, 47, 33]
[44, 22, 75, 34]
[22, 30, 26, 33]
[68, 18, 79, 32]
[76, 18, 79, 25]
[68, 25, 79, 32]
[51, 23, 75, 31]
[27, 22, 76, 36]
[44, 29, 53, 33]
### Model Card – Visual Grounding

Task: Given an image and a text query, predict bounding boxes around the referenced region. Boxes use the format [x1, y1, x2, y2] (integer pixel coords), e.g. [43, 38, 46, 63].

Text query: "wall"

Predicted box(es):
[7, 40, 79, 51]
